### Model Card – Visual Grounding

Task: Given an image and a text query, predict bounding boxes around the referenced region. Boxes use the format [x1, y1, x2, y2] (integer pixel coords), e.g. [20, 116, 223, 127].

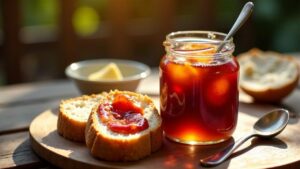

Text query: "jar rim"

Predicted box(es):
[164, 30, 234, 57]
[165, 30, 233, 44]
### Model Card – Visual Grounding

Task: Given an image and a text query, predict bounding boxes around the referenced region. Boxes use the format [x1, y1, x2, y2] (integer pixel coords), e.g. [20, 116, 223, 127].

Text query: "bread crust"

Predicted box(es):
[85, 90, 162, 161]
[149, 112, 163, 153]
[57, 110, 86, 142]
[57, 94, 105, 142]
[241, 75, 299, 103]
[238, 48, 300, 103]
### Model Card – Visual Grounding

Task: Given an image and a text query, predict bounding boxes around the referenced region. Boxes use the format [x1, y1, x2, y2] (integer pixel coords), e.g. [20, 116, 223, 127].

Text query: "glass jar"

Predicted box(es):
[160, 31, 239, 145]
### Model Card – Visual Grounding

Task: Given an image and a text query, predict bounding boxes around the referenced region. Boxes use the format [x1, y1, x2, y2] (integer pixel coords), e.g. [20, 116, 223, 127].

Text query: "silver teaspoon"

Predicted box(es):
[200, 109, 289, 167]
[216, 1, 254, 53]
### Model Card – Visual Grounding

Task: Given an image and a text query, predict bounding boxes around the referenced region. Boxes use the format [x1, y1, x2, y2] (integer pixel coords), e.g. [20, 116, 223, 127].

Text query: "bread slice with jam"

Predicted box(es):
[57, 93, 106, 142]
[85, 90, 162, 161]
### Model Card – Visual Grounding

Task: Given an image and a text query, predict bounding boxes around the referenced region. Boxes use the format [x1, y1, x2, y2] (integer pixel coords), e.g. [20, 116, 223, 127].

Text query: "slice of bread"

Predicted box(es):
[238, 48, 300, 102]
[85, 90, 162, 161]
[57, 93, 106, 142]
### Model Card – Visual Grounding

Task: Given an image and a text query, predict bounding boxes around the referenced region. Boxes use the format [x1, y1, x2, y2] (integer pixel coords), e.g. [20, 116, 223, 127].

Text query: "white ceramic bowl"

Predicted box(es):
[65, 59, 151, 94]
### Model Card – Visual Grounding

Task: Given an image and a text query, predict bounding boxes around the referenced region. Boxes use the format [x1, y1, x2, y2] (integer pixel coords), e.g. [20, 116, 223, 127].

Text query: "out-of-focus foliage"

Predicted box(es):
[73, 6, 100, 36]
[6, 0, 300, 52]
[253, 0, 300, 52]
[21, 0, 58, 26]
[0, 0, 299, 85]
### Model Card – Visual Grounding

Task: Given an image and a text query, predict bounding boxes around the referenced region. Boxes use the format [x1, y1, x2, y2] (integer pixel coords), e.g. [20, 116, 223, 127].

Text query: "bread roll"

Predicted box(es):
[238, 48, 299, 102]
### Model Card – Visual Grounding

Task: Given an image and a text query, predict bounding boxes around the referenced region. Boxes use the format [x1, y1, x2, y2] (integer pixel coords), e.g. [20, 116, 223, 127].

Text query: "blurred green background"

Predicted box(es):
[0, 0, 299, 85]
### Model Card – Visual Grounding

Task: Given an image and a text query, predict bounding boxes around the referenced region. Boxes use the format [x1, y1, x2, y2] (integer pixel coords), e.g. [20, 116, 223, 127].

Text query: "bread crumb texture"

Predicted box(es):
[239, 48, 299, 91]
[57, 93, 106, 142]
[85, 90, 163, 161]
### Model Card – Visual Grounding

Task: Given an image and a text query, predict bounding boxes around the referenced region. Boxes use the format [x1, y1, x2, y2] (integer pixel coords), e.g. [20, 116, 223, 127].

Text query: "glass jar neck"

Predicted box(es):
[164, 31, 235, 65]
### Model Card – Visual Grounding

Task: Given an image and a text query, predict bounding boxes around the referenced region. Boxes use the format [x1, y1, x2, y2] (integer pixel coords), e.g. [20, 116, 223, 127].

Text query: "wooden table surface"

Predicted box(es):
[1, 61, 300, 169]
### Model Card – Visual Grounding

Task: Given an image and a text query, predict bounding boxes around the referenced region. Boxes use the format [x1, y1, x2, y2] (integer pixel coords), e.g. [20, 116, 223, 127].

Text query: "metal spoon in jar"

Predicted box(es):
[216, 1, 254, 53]
[200, 109, 289, 167]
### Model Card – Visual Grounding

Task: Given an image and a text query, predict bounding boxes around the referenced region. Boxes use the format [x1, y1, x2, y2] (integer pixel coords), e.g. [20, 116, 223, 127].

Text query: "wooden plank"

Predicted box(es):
[240, 88, 300, 118]
[1, 0, 23, 84]
[0, 132, 45, 169]
[0, 80, 78, 106]
[0, 69, 159, 106]
[136, 68, 159, 95]
[0, 70, 299, 135]
[0, 71, 159, 134]
[107, 0, 132, 59]
[38, 166, 60, 169]
[0, 100, 61, 135]
[58, 0, 78, 77]
[281, 89, 300, 118]
[0, 78, 299, 169]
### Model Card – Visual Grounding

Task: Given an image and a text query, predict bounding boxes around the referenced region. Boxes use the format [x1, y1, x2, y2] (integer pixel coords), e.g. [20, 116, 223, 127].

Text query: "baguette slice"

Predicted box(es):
[85, 90, 162, 161]
[57, 93, 106, 142]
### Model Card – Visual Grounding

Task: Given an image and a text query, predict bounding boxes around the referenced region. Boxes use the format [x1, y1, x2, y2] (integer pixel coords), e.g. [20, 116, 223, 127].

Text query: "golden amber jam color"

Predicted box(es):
[160, 33, 239, 145]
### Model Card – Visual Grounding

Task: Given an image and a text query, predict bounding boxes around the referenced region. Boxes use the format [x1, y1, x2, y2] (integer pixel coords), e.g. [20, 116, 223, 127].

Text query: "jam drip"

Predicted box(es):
[98, 94, 149, 134]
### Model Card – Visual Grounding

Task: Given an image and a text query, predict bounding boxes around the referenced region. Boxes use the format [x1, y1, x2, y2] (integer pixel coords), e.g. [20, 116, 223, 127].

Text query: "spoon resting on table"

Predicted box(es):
[200, 109, 289, 167]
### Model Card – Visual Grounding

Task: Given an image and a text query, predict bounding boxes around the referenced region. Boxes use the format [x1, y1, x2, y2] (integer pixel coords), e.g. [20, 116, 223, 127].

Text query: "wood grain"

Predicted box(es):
[1, 68, 300, 169]
[2, 83, 299, 137]
[0, 80, 78, 106]
[0, 131, 45, 169]
[0, 100, 60, 135]
[0, 71, 159, 135]
[1, 0, 22, 84]
[30, 97, 300, 169]
[0, 69, 159, 107]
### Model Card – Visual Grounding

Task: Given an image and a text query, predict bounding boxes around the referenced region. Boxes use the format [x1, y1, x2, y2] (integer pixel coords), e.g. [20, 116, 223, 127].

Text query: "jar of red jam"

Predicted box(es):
[160, 31, 239, 145]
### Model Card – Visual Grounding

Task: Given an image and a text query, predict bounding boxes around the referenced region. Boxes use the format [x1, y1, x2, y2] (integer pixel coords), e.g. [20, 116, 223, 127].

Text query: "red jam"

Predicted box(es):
[98, 94, 149, 134]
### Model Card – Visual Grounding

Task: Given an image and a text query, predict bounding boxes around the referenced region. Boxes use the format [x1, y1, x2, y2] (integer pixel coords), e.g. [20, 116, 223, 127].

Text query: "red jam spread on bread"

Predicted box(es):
[98, 94, 149, 134]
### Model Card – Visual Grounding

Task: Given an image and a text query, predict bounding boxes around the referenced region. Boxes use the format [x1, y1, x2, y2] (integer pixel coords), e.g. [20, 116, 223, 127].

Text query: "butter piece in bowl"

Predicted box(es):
[65, 59, 151, 94]
[88, 63, 123, 81]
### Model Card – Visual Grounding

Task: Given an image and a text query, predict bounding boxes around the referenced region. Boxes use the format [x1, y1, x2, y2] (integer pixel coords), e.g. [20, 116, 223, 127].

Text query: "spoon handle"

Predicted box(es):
[200, 133, 256, 167]
[216, 1, 254, 52]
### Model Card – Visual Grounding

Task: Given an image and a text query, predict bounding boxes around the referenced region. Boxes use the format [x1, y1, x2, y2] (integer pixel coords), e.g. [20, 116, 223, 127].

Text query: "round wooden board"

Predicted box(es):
[29, 101, 300, 169]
